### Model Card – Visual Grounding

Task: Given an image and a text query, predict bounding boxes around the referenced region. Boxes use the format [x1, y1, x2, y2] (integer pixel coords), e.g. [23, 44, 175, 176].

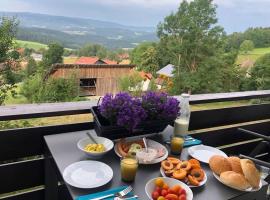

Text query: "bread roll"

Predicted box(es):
[209, 155, 232, 175]
[240, 159, 260, 188]
[227, 157, 243, 174]
[220, 171, 251, 190]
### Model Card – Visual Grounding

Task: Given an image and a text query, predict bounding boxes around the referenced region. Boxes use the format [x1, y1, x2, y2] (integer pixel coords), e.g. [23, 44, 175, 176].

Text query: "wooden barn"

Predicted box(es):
[49, 64, 135, 96]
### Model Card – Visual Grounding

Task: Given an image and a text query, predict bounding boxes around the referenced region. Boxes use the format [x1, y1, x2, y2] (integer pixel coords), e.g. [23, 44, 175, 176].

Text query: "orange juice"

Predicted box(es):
[121, 157, 138, 182]
[171, 137, 184, 155]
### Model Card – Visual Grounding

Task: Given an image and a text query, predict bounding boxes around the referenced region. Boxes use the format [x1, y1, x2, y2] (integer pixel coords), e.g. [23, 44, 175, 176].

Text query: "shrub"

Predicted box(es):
[244, 53, 270, 90]
[21, 74, 79, 103]
[39, 76, 78, 102]
[118, 71, 144, 96]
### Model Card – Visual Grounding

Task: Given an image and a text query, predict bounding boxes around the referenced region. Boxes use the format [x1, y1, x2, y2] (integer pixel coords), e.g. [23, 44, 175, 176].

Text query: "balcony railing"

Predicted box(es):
[0, 90, 269, 200]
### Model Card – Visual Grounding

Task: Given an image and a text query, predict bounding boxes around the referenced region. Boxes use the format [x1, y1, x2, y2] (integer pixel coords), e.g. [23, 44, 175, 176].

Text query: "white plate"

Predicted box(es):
[188, 145, 227, 163]
[213, 172, 263, 192]
[145, 177, 193, 200]
[63, 161, 113, 188]
[114, 139, 168, 164]
[160, 167, 207, 187]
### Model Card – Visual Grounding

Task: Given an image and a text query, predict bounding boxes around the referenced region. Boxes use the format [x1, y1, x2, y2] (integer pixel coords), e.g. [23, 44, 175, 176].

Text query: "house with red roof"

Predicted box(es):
[49, 63, 135, 96]
[74, 57, 118, 65]
[75, 57, 106, 65]
[102, 59, 118, 65]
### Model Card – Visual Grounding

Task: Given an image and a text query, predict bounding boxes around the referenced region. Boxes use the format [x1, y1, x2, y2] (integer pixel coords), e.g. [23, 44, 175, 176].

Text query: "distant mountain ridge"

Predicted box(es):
[0, 11, 158, 49]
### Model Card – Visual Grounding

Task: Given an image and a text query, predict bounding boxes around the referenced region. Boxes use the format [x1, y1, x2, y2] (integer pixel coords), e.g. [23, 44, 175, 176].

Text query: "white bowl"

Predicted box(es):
[77, 136, 114, 159]
[145, 177, 193, 200]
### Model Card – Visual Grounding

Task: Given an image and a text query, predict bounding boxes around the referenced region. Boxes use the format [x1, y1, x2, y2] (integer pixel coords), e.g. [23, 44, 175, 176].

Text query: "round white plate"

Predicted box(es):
[63, 161, 113, 188]
[114, 139, 168, 164]
[160, 167, 207, 187]
[188, 145, 227, 163]
[145, 177, 193, 200]
[213, 172, 262, 192]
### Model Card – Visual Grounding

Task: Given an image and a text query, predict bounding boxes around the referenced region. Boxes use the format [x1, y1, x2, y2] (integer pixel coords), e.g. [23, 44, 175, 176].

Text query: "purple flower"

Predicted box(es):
[98, 91, 179, 132]
[99, 92, 146, 131]
[142, 91, 180, 120]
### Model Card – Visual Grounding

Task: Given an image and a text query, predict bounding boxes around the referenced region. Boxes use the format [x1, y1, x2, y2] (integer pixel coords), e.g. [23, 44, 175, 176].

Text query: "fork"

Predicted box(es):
[91, 186, 133, 200]
[114, 195, 138, 200]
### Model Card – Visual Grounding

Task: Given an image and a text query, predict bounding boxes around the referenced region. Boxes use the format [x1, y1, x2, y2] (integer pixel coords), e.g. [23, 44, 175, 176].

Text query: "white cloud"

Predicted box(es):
[87, 0, 180, 7]
[0, 0, 32, 11]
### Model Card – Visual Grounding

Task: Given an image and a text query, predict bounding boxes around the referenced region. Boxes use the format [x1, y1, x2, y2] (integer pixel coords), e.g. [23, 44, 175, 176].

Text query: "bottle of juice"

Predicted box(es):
[174, 93, 190, 137]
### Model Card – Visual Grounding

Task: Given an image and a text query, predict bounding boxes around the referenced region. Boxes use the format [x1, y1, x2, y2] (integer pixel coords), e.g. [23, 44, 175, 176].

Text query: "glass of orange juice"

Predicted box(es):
[121, 157, 138, 182]
[171, 137, 184, 155]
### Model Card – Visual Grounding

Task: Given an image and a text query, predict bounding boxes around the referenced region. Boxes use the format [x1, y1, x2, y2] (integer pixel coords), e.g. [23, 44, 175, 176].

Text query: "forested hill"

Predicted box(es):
[0, 12, 158, 49]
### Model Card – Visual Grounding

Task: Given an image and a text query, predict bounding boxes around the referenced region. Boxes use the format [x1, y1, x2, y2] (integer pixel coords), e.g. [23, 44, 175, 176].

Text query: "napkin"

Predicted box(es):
[75, 186, 136, 200]
[183, 136, 202, 148]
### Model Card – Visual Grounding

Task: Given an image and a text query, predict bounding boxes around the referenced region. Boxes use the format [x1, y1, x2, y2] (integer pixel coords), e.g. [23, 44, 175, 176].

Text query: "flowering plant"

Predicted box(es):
[142, 91, 180, 121]
[99, 92, 147, 131]
[99, 91, 180, 132]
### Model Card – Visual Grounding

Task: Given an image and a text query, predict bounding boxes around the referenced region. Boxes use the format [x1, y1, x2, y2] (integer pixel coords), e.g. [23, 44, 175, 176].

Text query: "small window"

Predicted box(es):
[80, 78, 96, 87]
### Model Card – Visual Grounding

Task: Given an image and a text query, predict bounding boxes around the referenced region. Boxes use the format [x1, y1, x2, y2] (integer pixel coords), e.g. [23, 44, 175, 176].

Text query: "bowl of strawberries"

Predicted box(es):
[145, 177, 193, 200]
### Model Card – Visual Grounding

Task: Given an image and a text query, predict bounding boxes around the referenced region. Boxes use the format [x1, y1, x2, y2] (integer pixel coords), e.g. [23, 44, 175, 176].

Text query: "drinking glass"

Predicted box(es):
[120, 157, 138, 182]
[170, 137, 184, 155]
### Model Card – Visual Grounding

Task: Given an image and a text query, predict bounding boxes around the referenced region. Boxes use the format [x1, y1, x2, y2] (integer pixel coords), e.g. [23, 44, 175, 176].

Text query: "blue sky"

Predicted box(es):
[1, 0, 270, 33]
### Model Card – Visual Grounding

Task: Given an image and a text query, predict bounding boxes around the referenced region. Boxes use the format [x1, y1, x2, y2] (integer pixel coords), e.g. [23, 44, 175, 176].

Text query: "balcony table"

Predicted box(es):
[44, 127, 268, 200]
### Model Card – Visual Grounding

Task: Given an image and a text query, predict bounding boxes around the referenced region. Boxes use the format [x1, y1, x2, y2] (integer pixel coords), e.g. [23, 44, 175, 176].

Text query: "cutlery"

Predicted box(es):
[86, 132, 98, 144]
[91, 186, 133, 200]
[114, 195, 138, 200]
[143, 137, 148, 152]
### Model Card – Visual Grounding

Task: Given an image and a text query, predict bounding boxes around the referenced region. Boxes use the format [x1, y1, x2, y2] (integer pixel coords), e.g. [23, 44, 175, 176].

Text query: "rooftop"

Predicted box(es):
[157, 64, 175, 77]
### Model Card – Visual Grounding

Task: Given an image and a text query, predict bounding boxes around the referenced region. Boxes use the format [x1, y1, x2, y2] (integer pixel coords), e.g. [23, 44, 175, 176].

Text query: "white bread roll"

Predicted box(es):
[240, 159, 260, 188]
[227, 156, 243, 174]
[220, 171, 251, 190]
[209, 155, 232, 175]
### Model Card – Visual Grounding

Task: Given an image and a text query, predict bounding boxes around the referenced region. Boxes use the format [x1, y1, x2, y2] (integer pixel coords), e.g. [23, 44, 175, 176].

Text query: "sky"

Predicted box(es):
[0, 0, 270, 33]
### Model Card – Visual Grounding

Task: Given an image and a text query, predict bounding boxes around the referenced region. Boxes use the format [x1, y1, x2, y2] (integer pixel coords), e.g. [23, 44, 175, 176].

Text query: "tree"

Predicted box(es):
[23, 48, 33, 57]
[78, 44, 108, 58]
[25, 57, 37, 76]
[0, 17, 19, 105]
[245, 53, 270, 90]
[41, 43, 64, 69]
[158, 0, 237, 94]
[240, 40, 254, 53]
[118, 71, 144, 96]
[21, 73, 79, 103]
[0, 17, 18, 62]
[225, 28, 270, 50]
[131, 42, 160, 75]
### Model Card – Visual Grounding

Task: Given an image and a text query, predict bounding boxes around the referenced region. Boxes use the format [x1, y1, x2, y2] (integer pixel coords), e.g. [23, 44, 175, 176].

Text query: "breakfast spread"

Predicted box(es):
[84, 143, 105, 153]
[161, 157, 206, 186]
[209, 155, 261, 190]
[116, 138, 166, 163]
[151, 178, 187, 200]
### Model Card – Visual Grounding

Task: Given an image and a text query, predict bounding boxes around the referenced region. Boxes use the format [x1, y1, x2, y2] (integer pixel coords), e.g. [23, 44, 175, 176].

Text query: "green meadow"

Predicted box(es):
[237, 47, 270, 65]
[15, 40, 48, 50]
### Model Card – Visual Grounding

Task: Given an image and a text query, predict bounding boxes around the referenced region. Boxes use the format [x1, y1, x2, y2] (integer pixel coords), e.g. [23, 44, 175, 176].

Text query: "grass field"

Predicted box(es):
[237, 47, 270, 65]
[16, 40, 48, 50]
[4, 83, 28, 105]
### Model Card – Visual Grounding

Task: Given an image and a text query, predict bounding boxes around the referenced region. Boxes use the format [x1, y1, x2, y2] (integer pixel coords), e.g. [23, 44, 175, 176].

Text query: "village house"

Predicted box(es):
[49, 63, 135, 96]
[156, 64, 174, 90]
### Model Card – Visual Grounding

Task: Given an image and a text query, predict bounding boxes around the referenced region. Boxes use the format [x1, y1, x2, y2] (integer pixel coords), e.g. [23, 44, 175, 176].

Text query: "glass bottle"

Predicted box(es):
[174, 93, 190, 137]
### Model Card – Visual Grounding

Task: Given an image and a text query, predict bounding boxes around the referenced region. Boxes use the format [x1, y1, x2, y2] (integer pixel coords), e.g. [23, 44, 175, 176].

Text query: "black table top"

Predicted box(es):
[44, 126, 267, 200]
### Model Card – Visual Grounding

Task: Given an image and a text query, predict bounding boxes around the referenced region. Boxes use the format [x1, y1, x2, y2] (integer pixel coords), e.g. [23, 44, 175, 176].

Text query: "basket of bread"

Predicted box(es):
[160, 157, 207, 187]
[209, 155, 262, 191]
